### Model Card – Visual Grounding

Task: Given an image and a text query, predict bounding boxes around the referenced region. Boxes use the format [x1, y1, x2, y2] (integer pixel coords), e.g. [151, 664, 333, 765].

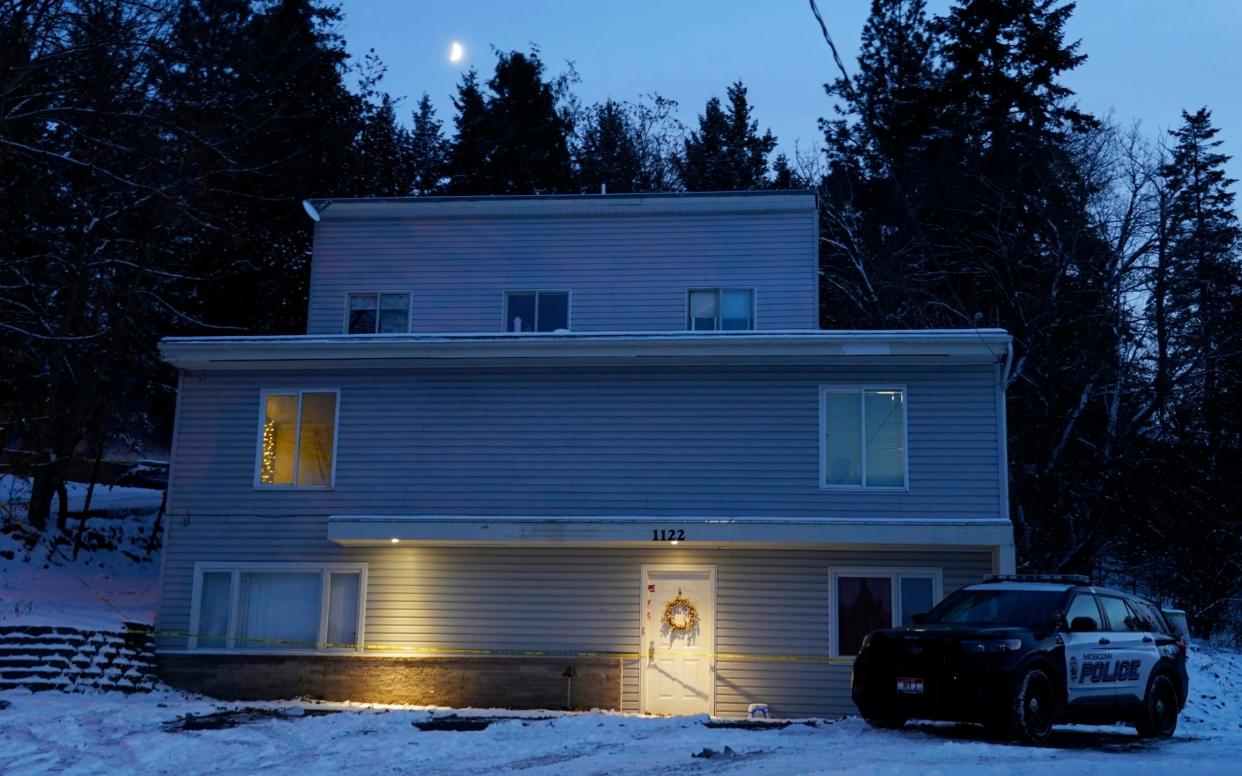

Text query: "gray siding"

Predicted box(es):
[158, 359, 1005, 716]
[306, 208, 817, 334]
[168, 363, 1002, 519]
[156, 543, 993, 718]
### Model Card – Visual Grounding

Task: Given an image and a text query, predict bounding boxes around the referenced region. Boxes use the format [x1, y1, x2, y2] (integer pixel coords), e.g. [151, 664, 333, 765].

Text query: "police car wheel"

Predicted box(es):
[1009, 667, 1055, 744]
[1134, 673, 1179, 739]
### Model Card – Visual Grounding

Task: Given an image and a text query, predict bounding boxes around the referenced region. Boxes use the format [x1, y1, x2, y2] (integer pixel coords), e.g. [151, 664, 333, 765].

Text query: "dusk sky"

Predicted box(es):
[339, 0, 1242, 185]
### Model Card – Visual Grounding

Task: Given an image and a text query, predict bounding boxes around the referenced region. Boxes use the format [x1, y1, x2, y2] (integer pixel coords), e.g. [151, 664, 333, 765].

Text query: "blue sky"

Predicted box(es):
[338, 0, 1242, 183]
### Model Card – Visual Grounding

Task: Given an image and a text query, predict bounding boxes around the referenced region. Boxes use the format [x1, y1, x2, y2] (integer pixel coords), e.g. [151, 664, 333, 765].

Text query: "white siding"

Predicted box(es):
[306, 205, 817, 334]
[159, 544, 993, 718]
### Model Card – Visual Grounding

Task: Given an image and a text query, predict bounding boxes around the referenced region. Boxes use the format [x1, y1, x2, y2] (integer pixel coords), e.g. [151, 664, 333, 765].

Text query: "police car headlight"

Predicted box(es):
[961, 638, 1023, 654]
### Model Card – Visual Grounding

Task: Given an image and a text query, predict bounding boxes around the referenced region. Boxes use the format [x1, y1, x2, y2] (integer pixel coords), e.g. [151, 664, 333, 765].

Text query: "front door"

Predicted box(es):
[642, 566, 715, 715]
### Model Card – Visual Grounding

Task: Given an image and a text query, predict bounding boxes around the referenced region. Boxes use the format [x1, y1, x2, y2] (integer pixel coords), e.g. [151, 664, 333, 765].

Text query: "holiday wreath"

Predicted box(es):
[661, 593, 699, 634]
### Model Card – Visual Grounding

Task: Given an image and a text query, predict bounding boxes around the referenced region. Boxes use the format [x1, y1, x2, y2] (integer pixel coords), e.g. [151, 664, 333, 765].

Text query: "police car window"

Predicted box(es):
[1124, 600, 1158, 632]
[1099, 596, 1143, 632]
[925, 589, 1063, 627]
[1137, 601, 1169, 634]
[1064, 594, 1101, 631]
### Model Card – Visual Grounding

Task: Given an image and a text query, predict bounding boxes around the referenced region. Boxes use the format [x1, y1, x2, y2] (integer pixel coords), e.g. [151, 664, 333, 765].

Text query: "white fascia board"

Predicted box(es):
[327, 514, 1014, 549]
[159, 330, 1012, 371]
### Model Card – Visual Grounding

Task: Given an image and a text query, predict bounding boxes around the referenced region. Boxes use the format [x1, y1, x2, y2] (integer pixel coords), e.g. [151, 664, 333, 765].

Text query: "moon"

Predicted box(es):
[449, 41, 464, 63]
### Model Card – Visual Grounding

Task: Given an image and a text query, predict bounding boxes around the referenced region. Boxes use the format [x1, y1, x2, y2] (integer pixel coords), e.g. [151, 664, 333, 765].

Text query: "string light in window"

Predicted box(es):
[261, 418, 277, 483]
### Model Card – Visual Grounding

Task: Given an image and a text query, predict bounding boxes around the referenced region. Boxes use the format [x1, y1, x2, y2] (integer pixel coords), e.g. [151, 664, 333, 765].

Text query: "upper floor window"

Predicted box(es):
[688, 288, 754, 331]
[820, 387, 907, 489]
[256, 389, 338, 488]
[505, 290, 569, 332]
[348, 292, 410, 334]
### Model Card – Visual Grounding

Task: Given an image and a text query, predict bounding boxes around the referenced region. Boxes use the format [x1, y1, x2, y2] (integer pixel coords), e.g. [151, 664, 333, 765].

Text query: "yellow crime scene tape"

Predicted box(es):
[149, 629, 855, 665]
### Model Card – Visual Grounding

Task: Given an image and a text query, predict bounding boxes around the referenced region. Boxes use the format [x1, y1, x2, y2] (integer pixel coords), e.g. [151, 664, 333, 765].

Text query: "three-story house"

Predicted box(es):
[154, 190, 1015, 717]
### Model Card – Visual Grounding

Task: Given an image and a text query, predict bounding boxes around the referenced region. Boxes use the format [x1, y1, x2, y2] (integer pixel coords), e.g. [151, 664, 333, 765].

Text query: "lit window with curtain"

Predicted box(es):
[257, 390, 338, 488]
[819, 387, 906, 488]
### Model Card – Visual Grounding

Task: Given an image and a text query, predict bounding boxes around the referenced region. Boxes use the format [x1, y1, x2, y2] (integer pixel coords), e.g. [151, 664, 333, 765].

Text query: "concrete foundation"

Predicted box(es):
[156, 654, 622, 711]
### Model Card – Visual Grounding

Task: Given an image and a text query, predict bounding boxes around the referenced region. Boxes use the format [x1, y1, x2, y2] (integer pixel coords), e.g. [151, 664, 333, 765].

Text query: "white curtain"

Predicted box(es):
[197, 572, 232, 648]
[296, 392, 337, 486]
[235, 572, 321, 649]
[326, 573, 360, 648]
[823, 391, 863, 485]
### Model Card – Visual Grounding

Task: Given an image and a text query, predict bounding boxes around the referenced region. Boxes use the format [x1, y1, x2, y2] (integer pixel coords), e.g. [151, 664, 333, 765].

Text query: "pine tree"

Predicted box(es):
[410, 93, 448, 194]
[352, 91, 416, 197]
[576, 100, 644, 192]
[822, 0, 940, 179]
[152, 0, 365, 333]
[1159, 109, 1242, 465]
[446, 69, 491, 193]
[445, 50, 574, 194]
[675, 81, 777, 191]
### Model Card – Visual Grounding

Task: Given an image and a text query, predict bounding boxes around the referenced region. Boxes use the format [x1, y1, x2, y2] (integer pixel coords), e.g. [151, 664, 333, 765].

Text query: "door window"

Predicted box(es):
[1099, 596, 1144, 632]
[1064, 594, 1102, 631]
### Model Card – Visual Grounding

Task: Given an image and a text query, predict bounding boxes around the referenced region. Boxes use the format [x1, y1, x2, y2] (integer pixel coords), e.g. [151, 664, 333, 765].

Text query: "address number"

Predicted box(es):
[652, 529, 686, 542]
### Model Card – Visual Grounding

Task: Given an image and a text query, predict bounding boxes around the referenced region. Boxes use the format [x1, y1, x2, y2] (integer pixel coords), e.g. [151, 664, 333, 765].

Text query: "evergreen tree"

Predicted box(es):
[351, 90, 416, 196]
[576, 99, 644, 192]
[410, 93, 448, 194]
[446, 69, 491, 193]
[675, 81, 777, 190]
[446, 50, 574, 194]
[1159, 108, 1242, 457]
[822, 0, 940, 180]
[817, 0, 1119, 574]
[153, 0, 364, 333]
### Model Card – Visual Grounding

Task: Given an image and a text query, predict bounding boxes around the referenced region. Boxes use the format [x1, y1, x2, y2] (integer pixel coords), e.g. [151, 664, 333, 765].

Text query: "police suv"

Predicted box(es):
[850, 575, 1189, 743]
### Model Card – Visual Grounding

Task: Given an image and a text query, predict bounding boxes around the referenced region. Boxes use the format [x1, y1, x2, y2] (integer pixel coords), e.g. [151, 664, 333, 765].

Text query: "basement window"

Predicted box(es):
[189, 564, 366, 652]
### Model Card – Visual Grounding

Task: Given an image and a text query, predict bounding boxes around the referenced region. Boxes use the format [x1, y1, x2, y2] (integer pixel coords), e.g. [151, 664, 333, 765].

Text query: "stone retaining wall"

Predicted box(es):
[0, 625, 158, 693]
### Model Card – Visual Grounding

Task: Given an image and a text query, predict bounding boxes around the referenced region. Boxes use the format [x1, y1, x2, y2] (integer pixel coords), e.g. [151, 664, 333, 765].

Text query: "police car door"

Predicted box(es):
[1097, 595, 1154, 704]
[1061, 593, 1111, 704]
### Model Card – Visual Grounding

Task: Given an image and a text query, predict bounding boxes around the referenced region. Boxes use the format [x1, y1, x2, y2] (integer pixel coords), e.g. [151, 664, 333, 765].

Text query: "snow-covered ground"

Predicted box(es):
[2, 476, 1241, 773]
[0, 476, 162, 628]
[0, 646, 1239, 775]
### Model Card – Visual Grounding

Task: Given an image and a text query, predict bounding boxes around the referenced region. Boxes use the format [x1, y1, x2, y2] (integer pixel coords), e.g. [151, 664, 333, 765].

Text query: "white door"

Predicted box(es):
[642, 566, 715, 715]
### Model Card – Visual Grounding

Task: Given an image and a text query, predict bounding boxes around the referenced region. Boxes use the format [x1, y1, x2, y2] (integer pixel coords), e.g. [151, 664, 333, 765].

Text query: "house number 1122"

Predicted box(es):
[652, 529, 686, 542]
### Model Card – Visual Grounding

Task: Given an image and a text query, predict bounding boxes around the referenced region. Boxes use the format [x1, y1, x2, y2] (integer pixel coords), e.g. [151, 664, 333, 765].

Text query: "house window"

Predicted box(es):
[256, 390, 338, 488]
[687, 288, 754, 331]
[504, 291, 569, 332]
[189, 564, 366, 651]
[819, 387, 907, 488]
[347, 292, 410, 334]
[832, 569, 942, 657]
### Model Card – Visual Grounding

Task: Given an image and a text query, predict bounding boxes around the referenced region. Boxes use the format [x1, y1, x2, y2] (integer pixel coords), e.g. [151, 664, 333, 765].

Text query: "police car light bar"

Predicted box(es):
[983, 574, 1091, 585]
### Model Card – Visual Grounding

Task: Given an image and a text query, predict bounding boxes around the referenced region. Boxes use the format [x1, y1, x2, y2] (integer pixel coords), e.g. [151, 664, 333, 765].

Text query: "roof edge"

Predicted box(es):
[158, 329, 1012, 370]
